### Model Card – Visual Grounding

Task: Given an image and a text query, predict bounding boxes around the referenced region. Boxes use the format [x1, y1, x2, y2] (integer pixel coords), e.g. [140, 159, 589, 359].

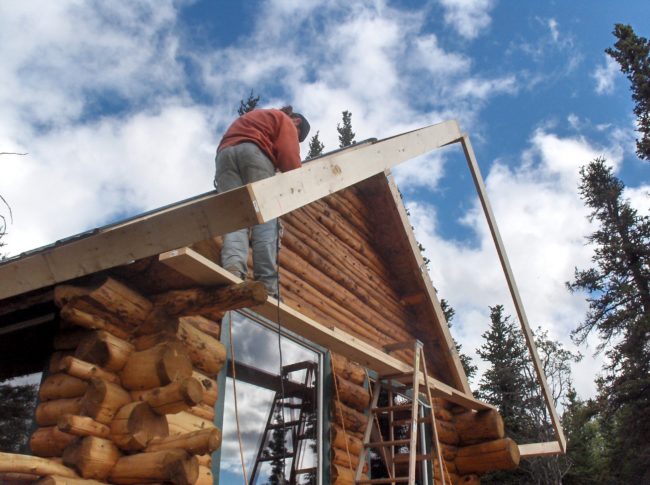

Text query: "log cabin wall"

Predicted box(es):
[199, 186, 445, 380]
[17, 276, 247, 484]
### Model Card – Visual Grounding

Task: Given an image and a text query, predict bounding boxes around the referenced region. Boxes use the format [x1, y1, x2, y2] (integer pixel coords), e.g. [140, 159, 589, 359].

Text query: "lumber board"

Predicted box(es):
[518, 441, 562, 458]
[461, 135, 566, 452]
[249, 120, 461, 221]
[0, 187, 259, 300]
[159, 247, 491, 411]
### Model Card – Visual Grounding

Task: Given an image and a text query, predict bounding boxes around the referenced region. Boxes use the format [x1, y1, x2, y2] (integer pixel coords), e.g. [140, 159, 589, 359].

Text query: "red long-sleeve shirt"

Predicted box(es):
[217, 109, 301, 172]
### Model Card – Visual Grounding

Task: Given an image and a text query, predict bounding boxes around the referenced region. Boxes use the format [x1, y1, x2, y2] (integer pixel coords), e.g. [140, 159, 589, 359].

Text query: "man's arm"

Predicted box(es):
[273, 114, 302, 172]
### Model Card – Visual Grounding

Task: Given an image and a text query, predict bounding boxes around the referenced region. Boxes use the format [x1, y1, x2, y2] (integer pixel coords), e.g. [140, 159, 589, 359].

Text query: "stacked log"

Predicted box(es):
[17, 276, 253, 484]
[330, 353, 370, 484]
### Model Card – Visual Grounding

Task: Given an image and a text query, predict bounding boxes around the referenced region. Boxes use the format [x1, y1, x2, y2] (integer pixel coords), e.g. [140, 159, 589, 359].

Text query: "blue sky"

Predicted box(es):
[2, 0, 649, 417]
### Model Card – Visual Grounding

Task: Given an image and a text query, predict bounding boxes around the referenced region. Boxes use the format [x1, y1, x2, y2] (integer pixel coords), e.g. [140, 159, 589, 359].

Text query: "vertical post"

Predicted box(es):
[460, 135, 567, 452]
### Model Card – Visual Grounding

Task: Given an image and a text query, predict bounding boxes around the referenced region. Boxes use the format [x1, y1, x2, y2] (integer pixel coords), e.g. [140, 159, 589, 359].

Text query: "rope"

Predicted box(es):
[275, 217, 288, 482]
[331, 353, 354, 471]
[229, 320, 248, 484]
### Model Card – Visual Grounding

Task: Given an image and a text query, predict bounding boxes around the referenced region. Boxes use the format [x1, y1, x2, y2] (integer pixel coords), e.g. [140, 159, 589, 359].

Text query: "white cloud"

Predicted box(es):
[592, 55, 619, 95]
[439, 0, 496, 40]
[548, 18, 560, 43]
[402, 129, 632, 398]
[453, 75, 518, 100]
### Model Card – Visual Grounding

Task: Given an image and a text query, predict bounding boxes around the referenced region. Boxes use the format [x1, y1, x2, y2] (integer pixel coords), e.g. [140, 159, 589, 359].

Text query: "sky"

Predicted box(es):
[2, 0, 649, 408]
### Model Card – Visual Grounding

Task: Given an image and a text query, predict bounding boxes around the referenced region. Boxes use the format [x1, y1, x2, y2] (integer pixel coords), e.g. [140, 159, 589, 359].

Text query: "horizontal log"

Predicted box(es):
[110, 401, 168, 451]
[80, 378, 131, 425]
[331, 463, 367, 485]
[36, 398, 82, 427]
[331, 446, 361, 470]
[166, 411, 216, 436]
[0, 453, 78, 478]
[455, 410, 505, 445]
[331, 354, 366, 387]
[283, 212, 397, 307]
[455, 438, 520, 475]
[195, 454, 211, 467]
[57, 357, 120, 385]
[60, 305, 130, 340]
[0, 472, 40, 484]
[74, 330, 134, 372]
[435, 418, 460, 446]
[62, 436, 121, 480]
[39, 374, 88, 401]
[145, 428, 222, 455]
[57, 415, 111, 439]
[34, 476, 107, 485]
[30, 427, 77, 457]
[131, 378, 203, 415]
[334, 375, 370, 412]
[119, 342, 192, 390]
[192, 370, 218, 407]
[184, 315, 221, 340]
[148, 280, 267, 320]
[188, 403, 214, 421]
[57, 277, 152, 328]
[176, 317, 226, 375]
[331, 424, 364, 456]
[109, 450, 198, 485]
[331, 400, 368, 435]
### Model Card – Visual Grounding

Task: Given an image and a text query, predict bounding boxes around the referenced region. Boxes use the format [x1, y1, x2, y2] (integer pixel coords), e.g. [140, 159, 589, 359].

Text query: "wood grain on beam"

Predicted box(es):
[518, 441, 562, 458]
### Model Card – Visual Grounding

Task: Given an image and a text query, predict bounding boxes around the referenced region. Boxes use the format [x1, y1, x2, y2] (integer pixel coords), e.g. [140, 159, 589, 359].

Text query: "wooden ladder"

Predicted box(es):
[355, 340, 449, 485]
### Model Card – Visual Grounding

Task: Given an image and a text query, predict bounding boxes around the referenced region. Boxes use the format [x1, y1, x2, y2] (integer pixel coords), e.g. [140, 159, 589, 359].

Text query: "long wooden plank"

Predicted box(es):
[249, 120, 462, 221]
[0, 121, 461, 302]
[159, 247, 491, 411]
[518, 441, 562, 457]
[460, 135, 566, 453]
[0, 187, 259, 300]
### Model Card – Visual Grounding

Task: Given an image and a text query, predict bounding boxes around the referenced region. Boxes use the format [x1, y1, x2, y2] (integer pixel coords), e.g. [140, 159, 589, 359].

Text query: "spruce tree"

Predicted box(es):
[561, 389, 608, 484]
[0, 383, 38, 452]
[265, 407, 287, 485]
[476, 306, 531, 438]
[477, 308, 576, 484]
[440, 299, 477, 380]
[238, 89, 260, 116]
[337, 110, 356, 148]
[606, 24, 650, 161]
[306, 131, 325, 159]
[567, 157, 650, 482]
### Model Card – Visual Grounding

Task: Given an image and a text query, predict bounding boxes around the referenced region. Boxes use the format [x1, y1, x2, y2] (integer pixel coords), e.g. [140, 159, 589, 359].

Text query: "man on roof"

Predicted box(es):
[214, 105, 310, 298]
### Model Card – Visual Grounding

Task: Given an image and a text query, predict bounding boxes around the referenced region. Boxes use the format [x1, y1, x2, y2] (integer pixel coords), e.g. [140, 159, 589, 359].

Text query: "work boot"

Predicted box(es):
[224, 266, 246, 281]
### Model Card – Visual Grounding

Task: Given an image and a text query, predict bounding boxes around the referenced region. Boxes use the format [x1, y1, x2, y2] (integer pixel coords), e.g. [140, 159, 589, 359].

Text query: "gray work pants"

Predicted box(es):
[215, 143, 279, 297]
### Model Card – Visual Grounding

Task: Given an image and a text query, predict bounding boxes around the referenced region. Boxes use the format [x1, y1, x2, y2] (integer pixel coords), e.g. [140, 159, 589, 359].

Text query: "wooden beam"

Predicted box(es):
[460, 135, 566, 453]
[0, 188, 260, 301]
[158, 247, 491, 411]
[0, 121, 461, 302]
[518, 441, 562, 458]
[249, 120, 462, 222]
